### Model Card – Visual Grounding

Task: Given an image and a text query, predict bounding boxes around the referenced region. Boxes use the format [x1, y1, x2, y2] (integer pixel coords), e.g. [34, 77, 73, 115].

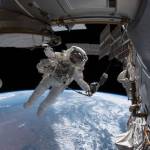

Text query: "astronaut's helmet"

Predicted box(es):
[69, 46, 88, 65]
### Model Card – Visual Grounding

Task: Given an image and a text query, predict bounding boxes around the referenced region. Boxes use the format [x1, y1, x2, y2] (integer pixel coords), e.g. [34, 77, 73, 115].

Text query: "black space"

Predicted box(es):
[0, 24, 126, 95]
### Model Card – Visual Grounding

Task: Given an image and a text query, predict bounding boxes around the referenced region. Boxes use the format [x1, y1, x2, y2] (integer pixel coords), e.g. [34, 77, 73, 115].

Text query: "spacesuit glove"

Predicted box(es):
[86, 90, 93, 97]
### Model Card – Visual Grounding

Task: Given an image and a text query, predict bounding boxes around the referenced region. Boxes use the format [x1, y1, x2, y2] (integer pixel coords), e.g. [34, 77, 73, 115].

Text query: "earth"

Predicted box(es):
[0, 90, 130, 150]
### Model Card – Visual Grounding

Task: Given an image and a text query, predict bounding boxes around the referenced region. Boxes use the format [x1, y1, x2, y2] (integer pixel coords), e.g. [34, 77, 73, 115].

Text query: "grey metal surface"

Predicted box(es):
[135, 54, 150, 126]
[129, 0, 150, 72]
[0, 0, 140, 24]
[0, 0, 140, 48]
[0, 33, 50, 48]
[0, 0, 20, 10]
[116, 0, 140, 20]
[128, 0, 150, 126]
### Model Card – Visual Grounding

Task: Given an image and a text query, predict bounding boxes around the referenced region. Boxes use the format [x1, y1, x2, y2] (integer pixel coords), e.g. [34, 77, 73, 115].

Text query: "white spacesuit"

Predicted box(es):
[24, 44, 91, 116]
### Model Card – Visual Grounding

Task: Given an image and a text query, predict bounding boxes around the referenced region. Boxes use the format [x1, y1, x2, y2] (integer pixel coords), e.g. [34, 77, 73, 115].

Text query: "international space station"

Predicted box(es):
[0, 0, 150, 149]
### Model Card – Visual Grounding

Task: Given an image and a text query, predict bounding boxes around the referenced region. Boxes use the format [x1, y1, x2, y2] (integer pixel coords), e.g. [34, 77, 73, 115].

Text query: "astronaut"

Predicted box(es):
[24, 44, 92, 116]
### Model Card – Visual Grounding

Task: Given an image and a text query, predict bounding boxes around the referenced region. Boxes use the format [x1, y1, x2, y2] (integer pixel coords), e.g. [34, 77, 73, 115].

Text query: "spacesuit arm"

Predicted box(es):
[74, 68, 91, 93]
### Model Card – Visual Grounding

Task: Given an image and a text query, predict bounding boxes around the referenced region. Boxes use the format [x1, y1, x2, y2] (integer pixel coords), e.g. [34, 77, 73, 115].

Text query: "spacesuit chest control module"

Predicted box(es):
[24, 44, 92, 116]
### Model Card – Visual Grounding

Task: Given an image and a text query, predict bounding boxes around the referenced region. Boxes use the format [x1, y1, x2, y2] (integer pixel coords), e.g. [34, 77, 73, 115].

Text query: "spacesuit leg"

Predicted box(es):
[24, 76, 52, 108]
[37, 85, 65, 116]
